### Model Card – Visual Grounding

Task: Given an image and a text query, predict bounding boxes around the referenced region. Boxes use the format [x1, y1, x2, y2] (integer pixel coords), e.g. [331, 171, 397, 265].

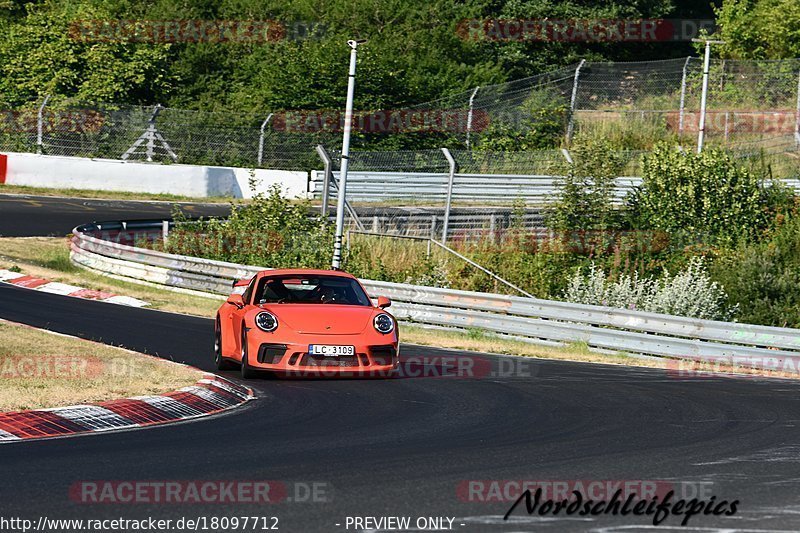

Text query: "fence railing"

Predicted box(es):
[3, 57, 800, 172]
[70, 220, 800, 369]
[311, 170, 642, 204]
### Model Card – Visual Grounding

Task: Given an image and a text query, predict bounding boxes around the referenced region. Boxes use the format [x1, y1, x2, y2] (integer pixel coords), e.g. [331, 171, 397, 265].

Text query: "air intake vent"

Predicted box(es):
[258, 343, 287, 364]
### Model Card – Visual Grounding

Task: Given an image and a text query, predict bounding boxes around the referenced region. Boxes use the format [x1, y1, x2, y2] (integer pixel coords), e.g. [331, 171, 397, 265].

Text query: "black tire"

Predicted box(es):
[214, 317, 235, 371]
[240, 330, 258, 379]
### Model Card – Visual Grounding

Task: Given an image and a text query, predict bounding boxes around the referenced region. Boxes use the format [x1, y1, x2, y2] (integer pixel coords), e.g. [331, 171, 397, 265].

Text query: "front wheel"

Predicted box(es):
[240, 330, 258, 379]
[214, 317, 235, 370]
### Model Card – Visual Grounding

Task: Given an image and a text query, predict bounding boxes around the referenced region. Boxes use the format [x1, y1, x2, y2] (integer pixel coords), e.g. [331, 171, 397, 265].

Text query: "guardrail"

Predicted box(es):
[311, 171, 800, 205]
[71, 220, 800, 369]
[309, 171, 643, 204]
[344, 207, 548, 239]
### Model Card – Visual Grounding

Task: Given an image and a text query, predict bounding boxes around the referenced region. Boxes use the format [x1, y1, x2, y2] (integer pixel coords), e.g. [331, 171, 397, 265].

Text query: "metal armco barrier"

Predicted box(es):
[310, 171, 643, 204]
[311, 171, 800, 205]
[71, 221, 800, 368]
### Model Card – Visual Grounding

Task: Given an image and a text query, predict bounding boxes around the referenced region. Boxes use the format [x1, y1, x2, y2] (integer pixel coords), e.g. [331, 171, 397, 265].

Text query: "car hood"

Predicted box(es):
[262, 304, 375, 335]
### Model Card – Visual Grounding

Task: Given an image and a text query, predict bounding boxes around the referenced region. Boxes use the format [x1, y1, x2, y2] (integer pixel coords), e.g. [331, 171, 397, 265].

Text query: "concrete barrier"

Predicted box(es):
[1, 152, 309, 199]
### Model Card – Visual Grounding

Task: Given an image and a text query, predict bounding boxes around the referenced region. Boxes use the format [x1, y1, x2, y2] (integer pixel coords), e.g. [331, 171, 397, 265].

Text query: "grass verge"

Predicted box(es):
[401, 325, 661, 368]
[0, 237, 221, 317]
[0, 320, 201, 411]
[0, 183, 475, 208]
[0, 183, 236, 203]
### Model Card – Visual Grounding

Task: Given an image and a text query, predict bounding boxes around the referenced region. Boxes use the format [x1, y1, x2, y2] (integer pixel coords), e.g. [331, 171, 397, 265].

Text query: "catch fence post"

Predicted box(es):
[257, 113, 274, 166]
[678, 56, 691, 137]
[566, 59, 586, 145]
[36, 95, 51, 155]
[440, 148, 457, 243]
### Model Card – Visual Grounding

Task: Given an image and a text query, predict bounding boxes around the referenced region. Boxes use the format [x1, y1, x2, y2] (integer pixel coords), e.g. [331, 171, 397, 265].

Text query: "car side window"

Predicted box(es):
[242, 277, 256, 305]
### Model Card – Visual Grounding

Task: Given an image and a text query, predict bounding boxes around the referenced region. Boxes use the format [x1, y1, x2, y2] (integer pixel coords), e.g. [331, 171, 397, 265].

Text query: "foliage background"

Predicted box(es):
[0, 0, 716, 110]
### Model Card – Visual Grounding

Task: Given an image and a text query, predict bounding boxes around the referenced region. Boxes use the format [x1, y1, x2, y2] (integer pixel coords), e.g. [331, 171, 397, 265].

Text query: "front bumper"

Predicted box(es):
[249, 339, 399, 376]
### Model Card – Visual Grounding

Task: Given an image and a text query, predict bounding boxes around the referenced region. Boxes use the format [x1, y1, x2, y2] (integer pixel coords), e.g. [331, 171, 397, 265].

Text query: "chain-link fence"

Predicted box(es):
[0, 56, 798, 174]
[0, 102, 338, 170]
[419, 57, 800, 148]
[311, 141, 800, 242]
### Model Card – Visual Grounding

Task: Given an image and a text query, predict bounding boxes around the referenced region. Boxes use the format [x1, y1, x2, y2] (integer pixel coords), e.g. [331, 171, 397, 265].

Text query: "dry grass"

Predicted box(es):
[0, 320, 201, 411]
[0, 183, 235, 203]
[0, 183, 515, 208]
[401, 325, 660, 367]
[0, 237, 222, 317]
[348, 233, 450, 274]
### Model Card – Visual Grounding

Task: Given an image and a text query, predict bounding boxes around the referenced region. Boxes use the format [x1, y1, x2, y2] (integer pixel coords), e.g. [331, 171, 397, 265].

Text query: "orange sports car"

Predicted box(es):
[214, 269, 399, 378]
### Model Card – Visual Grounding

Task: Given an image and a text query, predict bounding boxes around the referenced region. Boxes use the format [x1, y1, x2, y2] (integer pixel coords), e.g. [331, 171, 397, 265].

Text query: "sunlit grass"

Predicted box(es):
[0, 183, 235, 203]
[0, 320, 200, 411]
[0, 237, 222, 317]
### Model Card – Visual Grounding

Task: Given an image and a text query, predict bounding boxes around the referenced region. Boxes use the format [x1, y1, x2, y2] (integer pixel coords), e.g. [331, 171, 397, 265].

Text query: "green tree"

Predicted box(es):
[0, 0, 711, 111]
[0, 2, 176, 106]
[714, 0, 800, 59]
[548, 137, 625, 232]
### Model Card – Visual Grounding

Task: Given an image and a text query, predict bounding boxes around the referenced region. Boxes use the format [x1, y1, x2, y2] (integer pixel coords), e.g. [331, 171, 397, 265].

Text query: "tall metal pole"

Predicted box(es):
[257, 113, 273, 166]
[465, 86, 480, 149]
[566, 59, 586, 145]
[693, 39, 724, 153]
[795, 68, 800, 149]
[440, 148, 456, 243]
[677, 56, 691, 137]
[36, 94, 51, 155]
[332, 39, 365, 270]
[315, 145, 333, 217]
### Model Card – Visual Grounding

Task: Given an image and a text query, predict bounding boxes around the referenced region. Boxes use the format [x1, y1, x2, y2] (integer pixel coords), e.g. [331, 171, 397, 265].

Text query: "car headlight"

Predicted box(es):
[255, 311, 278, 332]
[374, 313, 394, 334]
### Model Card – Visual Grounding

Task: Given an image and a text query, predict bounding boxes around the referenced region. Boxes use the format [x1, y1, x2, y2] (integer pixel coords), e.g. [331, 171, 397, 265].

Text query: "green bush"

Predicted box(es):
[711, 215, 800, 328]
[627, 144, 791, 242]
[474, 88, 568, 151]
[564, 257, 736, 321]
[162, 181, 333, 269]
[548, 136, 625, 232]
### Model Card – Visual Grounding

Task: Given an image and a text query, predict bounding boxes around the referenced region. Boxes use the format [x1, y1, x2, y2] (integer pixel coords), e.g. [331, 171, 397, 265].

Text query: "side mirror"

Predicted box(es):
[227, 294, 244, 309]
[377, 296, 391, 309]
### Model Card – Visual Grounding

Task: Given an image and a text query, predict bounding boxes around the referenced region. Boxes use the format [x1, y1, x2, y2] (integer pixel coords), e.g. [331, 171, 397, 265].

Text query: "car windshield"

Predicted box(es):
[254, 275, 371, 306]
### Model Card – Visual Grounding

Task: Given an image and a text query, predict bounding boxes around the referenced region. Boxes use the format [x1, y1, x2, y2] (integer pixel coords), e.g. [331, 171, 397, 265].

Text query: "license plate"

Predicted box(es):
[308, 344, 355, 357]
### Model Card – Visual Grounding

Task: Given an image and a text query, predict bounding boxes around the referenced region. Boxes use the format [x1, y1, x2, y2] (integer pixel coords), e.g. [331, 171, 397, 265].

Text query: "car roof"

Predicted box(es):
[257, 268, 357, 279]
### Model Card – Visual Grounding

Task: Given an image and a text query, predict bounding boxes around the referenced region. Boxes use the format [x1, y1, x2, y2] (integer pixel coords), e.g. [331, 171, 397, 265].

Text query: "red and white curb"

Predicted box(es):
[0, 269, 149, 307]
[0, 374, 254, 442]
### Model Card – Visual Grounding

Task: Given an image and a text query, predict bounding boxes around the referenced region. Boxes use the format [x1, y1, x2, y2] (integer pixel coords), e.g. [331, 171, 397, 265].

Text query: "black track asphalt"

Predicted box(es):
[2, 282, 800, 532]
[0, 194, 230, 237]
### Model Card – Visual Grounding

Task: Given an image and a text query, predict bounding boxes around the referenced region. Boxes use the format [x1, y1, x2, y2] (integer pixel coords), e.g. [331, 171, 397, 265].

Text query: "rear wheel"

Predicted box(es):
[214, 317, 235, 370]
[240, 330, 258, 379]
